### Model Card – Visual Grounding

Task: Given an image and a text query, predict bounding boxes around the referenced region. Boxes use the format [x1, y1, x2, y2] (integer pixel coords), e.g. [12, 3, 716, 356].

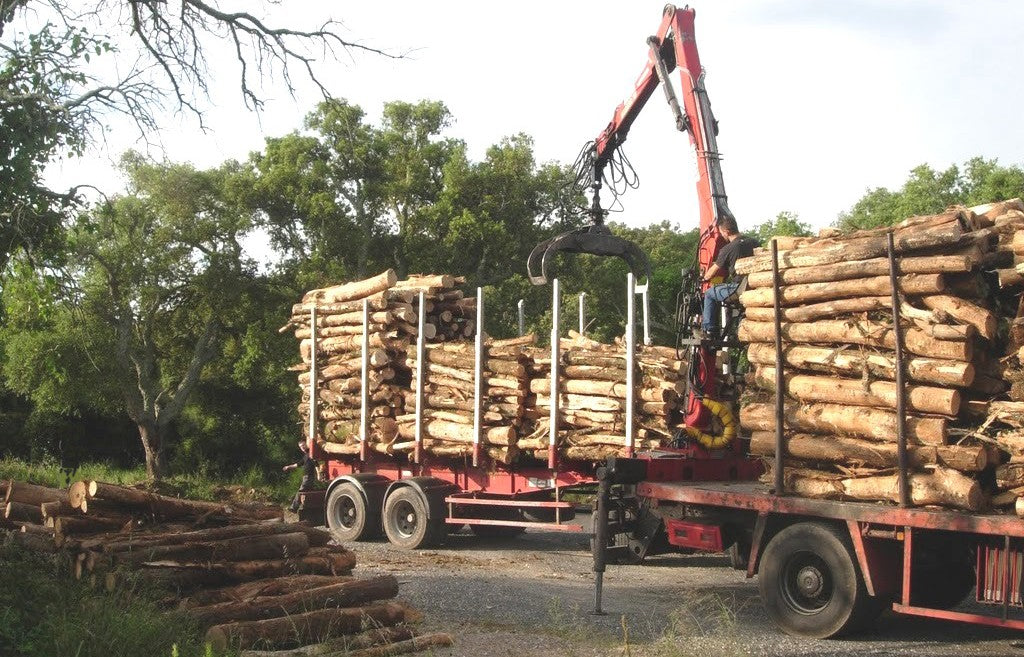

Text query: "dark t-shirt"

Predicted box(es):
[293, 451, 318, 489]
[714, 236, 758, 279]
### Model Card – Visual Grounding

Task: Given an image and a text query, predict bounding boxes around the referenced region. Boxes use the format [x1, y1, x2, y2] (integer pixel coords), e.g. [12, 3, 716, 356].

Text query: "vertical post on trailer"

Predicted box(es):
[770, 240, 785, 496]
[642, 286, 652, 346]
[413, 291, 426, 464]
[548, 279, 561, 470]
[578, 292, 587, 337]
[307, 306, 318, 454]
[359, 298, 370, 463]
[517, 299, 525, 337]
[887, 233, 911, 508]
[473, 287, 484, 468]
[625, 273, 637, 457]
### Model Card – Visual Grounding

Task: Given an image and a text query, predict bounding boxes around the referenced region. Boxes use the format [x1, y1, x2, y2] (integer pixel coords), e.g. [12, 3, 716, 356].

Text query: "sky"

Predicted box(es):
[49, 0, 1024, 234]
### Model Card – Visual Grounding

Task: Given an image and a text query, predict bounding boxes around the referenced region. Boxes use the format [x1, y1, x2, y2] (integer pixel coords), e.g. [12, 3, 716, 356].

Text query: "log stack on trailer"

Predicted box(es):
[735, 200, 1024, 512]
[1, 478, 449, 655]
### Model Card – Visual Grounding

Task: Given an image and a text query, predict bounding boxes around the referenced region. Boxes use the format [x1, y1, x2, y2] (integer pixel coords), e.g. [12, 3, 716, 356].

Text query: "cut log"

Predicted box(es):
[4, 500, 43, 523]
[780, 466, 984, 511]
[237, 627, 418, 657]
[739, 273, 945, 307]
[745, 253, 974, 288]
[303, 269, 397, 304]
[80, 481, 282, 521]
[741, 402, 947, 445]
[749, 432, 987, 471]
[738, 319, 972, 361]
[395, 420, 515, 446]
[743, 296, 894, 324]
[139, 547, 357, 588]
[90, 522, 330, 553]
[204, 601, 420, 652]
[116, 532, 309, 565]
[4, 481, 64, 506]
[918, 295, 997, 341]
[189, 575, 399, 627]
[746, 343, 974, 388]
[346, 634, 454, 657]
[752, 367, 960, 415]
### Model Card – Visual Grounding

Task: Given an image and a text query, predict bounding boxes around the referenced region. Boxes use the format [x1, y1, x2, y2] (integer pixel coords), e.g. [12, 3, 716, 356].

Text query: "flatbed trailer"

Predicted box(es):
[593, 457, 1024, 638]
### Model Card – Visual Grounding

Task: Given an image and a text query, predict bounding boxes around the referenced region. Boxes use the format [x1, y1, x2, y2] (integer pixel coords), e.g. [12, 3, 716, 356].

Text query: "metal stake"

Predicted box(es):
[887, 232, 911, 508]
[308, 306, 318, 454]
[414, 291, 426, 464]
[578, 292, 587, 337]
[770, 239, 785, 496]
[642, 285, 652, 346]
[549, 279, 561, 470]
[473, 287, 484, 468]
[359, 298, 370, 462]
[625, 273, 637, 457]
[517, 299, 525, 336]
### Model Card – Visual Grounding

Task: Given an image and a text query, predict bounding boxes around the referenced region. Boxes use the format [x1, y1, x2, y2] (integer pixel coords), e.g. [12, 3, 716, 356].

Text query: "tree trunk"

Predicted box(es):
[749, 431, 987, 471]
[741, 402, 947, 445]
[780, 466, 984, 511]
[139, 420, 168, 481]
[745, 253, 974, 288]
[739, 273, 945, 307]
[204, 601, 420, 652]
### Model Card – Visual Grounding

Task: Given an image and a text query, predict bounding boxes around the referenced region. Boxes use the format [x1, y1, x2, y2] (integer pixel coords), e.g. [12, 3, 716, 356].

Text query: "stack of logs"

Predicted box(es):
[286, 269, 475, 457]
[521, 333, 686, 461]
[1, 478, 450, 655]
[736, 200, 1024, 512]
[395, 337, 532, 464]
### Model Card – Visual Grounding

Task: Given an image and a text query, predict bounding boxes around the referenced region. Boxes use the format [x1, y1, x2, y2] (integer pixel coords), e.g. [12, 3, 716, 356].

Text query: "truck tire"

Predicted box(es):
[326, 482, 378, 541]
[758, 522, 871, 638]
[383, 486, 443, 549]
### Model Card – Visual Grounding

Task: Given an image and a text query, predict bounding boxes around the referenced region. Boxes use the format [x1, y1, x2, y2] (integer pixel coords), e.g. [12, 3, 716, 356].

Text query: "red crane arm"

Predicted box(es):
[592, 4, 731, 280]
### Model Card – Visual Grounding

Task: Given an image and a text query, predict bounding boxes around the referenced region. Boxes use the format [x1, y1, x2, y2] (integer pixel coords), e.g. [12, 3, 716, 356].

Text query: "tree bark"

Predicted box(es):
[741, 402, 947, 445]
[115, 532, 310, 565]
[204, 601, 420, 652]
[749, 431, 987, 471]
[138, 420, 168, 481]
[751, 366, 960, 415]
[739, 273, 945, 307]
[780, 466, 984, 511]
[745, 253, 974, 288]
[917, 294, 998, 340]
[745, 343, 974, 388]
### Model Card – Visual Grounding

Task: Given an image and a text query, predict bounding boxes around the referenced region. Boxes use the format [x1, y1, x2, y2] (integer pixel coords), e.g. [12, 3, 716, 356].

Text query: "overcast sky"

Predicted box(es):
[50, 1, 1024, 233]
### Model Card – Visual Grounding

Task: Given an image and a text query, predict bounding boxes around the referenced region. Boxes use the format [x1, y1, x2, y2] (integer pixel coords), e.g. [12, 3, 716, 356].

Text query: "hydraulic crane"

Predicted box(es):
[527, 4, 740, 454]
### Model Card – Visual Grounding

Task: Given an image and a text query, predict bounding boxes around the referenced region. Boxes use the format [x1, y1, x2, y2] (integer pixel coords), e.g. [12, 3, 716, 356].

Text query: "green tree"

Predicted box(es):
[2, 155, 257, 479]
[750, 211, 812, 243]
[837, 158, 1024, 230]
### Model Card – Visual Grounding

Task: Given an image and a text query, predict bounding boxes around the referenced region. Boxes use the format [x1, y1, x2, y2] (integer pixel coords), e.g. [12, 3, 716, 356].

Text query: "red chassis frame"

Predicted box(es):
[639, 479, 1024, 630]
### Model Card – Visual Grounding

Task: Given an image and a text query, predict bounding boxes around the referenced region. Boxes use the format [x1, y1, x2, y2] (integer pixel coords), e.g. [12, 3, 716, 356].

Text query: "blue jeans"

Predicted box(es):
[702, 283, 739, 334]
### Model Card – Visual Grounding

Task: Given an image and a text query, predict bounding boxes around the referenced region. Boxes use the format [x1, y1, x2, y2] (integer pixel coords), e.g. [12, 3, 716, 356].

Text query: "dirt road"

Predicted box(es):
[348, 511, 1024, 657]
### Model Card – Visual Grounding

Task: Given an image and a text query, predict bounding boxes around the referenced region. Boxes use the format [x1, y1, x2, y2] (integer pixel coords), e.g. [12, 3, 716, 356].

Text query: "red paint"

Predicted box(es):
[664, 518, 723, 551]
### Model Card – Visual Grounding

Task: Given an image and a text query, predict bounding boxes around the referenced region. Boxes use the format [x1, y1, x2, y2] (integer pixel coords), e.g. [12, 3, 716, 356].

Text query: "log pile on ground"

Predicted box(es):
[285, 270, 474, 457]
[737, 200, 1024, 512]
[521, 332, 686, 461]
[1, 478, 448, 654]
[394, 336, 532, 464]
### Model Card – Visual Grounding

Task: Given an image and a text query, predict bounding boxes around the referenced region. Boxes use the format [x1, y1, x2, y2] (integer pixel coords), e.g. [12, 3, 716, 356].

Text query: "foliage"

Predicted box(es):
[749, 211, 813, 243]
[837, 157, 1024, 230]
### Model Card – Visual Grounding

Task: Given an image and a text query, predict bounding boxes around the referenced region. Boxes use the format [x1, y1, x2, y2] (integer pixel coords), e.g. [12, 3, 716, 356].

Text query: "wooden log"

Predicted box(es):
[749, 432, 987, 471]
[741, 402, 947, 445]
[77, 481, 282, 520]
[139, 547, 357, 588]
[116, 532, 310, 565]
[182, 575, 355, 609]
[290, 293, 390, 317]
[528, 379, 677, 401]
[738, 319, 972, 361]
[189, 575, 399, 627]
[303, 270, 397, 304]
[90, 522, 330, 553]
[745, 253, 974, 288]
[424, 443, 517, 464]
[752, 367, 960, 415]
[237, 627, 418, 657]
[533, 393, 623, 412]
[39, 500, 80, 519]
[396, 420, 515, 446]
[781, 466, 984, 511]
[4, 481, 64, 506]
[4, 500, 43, 523]
[745, 343, 974, 388]
[916, 295, 997, 340]
[345, 634, 454, 657]
[205, 601, 420, 652]
[740, 273, 945, 307]
[743, 296, 895, 324]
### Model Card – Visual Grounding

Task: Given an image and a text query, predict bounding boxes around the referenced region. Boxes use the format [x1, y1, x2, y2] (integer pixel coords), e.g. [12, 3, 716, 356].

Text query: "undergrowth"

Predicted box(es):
[0, 537, 234, 657]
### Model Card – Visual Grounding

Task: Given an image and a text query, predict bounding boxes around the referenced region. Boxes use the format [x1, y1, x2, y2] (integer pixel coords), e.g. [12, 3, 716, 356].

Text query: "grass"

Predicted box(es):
[0, 457, 302, 505]
[0, 537, 236, 657]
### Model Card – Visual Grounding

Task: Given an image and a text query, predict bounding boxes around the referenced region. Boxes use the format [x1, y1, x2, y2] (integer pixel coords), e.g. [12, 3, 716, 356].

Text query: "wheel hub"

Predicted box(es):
[797, 566, 824, 598]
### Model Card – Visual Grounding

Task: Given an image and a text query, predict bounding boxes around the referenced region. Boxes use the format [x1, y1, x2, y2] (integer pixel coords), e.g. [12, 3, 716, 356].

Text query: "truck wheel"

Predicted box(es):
[383, 487, 442, 549]
[326, 482, 378, 541]
[758, 523, 869, 638]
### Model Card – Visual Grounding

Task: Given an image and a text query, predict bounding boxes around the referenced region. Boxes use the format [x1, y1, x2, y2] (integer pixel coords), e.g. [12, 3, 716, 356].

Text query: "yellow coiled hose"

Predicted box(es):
[682, 398, 737, 449]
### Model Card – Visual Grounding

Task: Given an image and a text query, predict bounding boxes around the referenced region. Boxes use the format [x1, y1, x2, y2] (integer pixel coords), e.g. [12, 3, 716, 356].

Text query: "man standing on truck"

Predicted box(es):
[283, 440, 318, 513]
[698, 216, 758, 340]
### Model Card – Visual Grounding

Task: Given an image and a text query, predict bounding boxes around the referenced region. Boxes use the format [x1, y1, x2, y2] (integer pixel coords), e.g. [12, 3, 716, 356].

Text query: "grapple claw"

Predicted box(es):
[527, 223, 651, 291]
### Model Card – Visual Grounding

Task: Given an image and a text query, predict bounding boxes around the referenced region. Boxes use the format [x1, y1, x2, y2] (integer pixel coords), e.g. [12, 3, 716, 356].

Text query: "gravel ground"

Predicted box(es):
[344, 511, 1024, 657]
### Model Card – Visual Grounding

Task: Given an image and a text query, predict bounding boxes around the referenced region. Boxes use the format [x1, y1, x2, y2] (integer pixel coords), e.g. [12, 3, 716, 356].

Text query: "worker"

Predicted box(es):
[283, 440, 318, 513]
[698, 215, 758, 340]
